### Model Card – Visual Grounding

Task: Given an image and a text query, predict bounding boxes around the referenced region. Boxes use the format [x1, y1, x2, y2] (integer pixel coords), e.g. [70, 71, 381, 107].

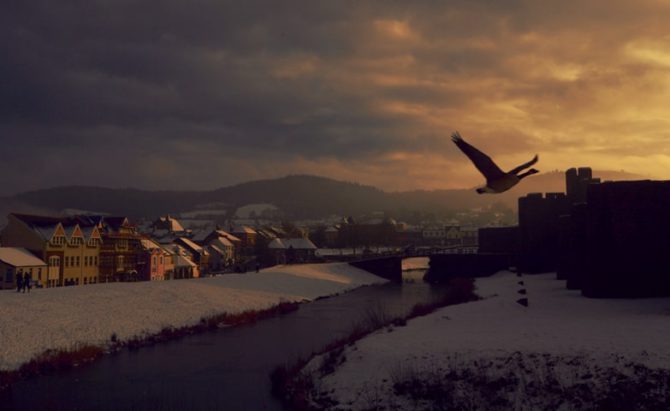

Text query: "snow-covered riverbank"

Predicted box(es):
[0, 263, 385, 371]
[303, 271, 670, 410]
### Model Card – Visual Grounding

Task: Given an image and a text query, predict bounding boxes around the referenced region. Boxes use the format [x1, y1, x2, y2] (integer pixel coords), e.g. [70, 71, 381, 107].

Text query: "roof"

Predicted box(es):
[80, 226, 101, 240]
[190, 229, 210, 243]
[268, 238, 286, 249]
[210, 236, 234, 248]
[33, 224, 61, 241]
[231, 225, 257, 234]
[215, 230, 241, 243]
[63, 225, 80, 238]
[285, 238, 317, 250]
[140, 238, 162, 250]
[174, 254, 198, 268]
[268, 238, 317, 250]
[153, 215, 185, 232]
[207, 244, 226, 256]
[11, 213, 102, 242]
[176, 237, 203, 252]
[160, 245, 176, 255]
[10, 213, 62, 226]
[104, 217, 129, 231]
[0, 248, 47, 267]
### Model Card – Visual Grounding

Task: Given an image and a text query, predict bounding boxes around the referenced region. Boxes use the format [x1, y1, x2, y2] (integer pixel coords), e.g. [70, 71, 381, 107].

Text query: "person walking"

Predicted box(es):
[16, 271, 23, 293]
[24, 271, 32, 293]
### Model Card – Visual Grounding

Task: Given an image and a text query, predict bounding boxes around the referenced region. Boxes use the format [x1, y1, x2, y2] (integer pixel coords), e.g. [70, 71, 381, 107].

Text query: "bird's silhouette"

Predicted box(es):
[452, 132, 539, 194]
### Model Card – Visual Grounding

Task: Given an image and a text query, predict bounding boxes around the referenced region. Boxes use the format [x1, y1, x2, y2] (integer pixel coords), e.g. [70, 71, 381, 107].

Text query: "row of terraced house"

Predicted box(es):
[0, 213, 249, 290]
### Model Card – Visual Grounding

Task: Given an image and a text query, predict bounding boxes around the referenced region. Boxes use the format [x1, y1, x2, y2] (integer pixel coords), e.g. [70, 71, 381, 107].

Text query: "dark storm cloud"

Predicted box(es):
[3, 0, 670, 194]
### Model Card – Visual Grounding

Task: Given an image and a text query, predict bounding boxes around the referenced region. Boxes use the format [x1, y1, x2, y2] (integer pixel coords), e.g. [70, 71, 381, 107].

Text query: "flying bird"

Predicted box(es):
[451, 132, 539, 194]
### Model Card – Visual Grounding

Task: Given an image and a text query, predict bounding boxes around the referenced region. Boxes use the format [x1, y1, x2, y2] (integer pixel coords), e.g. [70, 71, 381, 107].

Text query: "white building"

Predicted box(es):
[0, 247, 48, 290]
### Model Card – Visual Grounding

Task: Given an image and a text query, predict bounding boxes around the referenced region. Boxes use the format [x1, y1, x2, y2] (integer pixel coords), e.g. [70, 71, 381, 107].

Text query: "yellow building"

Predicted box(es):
[1, 214, 101, 287]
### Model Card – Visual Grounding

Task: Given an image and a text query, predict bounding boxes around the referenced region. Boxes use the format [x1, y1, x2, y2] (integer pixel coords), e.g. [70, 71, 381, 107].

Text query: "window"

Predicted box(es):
[37, 268, 42, 280]
[75, 256, 80, 267]
[94, 256, 98, 266]
[5, 268, 13, 283]
[48, 256, 60, 268]
[84, 277, 88, 285]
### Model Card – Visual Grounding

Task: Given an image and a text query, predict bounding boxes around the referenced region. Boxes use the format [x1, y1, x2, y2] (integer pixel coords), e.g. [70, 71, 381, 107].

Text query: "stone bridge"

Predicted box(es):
[349, 250, 514, 283]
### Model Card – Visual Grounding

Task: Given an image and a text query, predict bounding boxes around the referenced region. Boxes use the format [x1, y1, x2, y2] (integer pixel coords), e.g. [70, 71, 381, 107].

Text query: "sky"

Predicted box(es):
[2, 0, 670, 195]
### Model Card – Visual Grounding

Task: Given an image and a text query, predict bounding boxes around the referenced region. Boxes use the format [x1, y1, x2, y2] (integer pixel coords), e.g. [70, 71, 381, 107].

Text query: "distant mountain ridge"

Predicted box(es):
[7, 170, 645, 221]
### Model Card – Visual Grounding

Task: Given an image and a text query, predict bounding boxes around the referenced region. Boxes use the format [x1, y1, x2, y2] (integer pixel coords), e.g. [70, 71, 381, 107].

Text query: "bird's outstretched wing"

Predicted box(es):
[508, 154, 539, 175]
[451, 132, 504, 180]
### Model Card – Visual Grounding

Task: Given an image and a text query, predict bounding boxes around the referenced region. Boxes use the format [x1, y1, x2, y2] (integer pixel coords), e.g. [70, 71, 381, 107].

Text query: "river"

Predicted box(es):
[2, 266, 437, 410]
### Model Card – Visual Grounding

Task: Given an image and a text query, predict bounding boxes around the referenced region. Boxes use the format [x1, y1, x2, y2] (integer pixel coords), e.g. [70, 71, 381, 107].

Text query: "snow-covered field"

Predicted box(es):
[304, 271, 670, 410]
[0, 263, 385, 371]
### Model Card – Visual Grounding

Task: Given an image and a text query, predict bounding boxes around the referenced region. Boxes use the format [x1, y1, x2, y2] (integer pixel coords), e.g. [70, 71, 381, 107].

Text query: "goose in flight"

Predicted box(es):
[451, 131, 539, 194]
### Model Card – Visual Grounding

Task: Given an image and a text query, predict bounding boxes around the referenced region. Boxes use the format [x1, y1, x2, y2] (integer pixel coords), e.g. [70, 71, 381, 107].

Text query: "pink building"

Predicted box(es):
[140, 239, 166, 281]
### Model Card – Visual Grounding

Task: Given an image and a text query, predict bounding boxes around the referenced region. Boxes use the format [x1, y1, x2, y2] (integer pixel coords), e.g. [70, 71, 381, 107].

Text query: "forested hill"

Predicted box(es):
[9, 170, 644, 220]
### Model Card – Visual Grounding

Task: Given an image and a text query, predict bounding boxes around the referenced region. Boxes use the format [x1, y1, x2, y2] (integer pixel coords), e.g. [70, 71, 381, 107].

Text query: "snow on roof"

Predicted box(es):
[33, 225, 60, 241]
[140, 239, 161, 250]
[284, 238, 317, 250]
[210, 236, 234, 248]
[231, 225, 257, 234]
[156, 215, 185, 232]
[325, 226, 339, 232]
[160, 245, 176, 255]
[207, 244, 226, 256]
[215, 230, 241, 243]
[268, 238, 286, 249]
[80, 226, 97, 239]
[177, 237, 203, 252]
[63, 224, 79, 238]
[190, 229, 211, 243]
[268, 238, 317, 250]
[0, 248, 47, 267]
[173, 254, 198, 268]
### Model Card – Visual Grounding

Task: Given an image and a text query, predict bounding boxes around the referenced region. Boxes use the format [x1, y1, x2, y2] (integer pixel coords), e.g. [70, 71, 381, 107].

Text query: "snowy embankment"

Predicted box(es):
[0, 263, 385, 371]
[305, 272, 670, 410]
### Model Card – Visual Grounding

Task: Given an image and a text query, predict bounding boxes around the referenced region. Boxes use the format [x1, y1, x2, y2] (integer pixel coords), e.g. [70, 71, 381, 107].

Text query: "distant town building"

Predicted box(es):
[139, 238, 167, 281]
[267, 238, 317, 264]
[95, 217, 144, 282]
[324, 226, 340, 247]
[146, 215, 191, 244]
[174, 237, 210, 276]
[1, 214, 102, 287]
[163, 244, 199, 279]
[230, 225, 258, 254]
[0, 247, 48, 289]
